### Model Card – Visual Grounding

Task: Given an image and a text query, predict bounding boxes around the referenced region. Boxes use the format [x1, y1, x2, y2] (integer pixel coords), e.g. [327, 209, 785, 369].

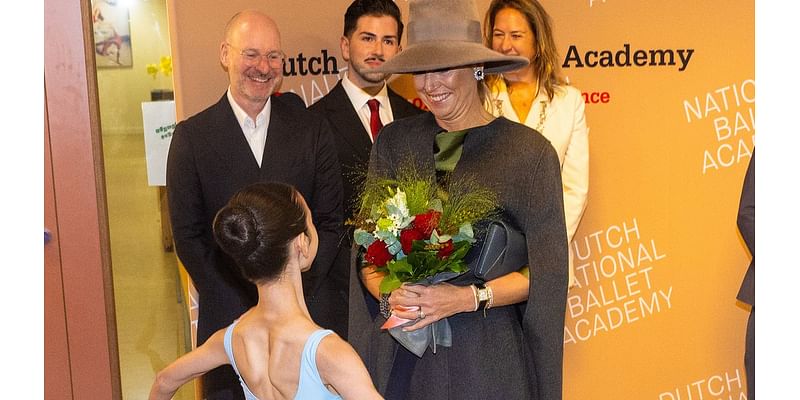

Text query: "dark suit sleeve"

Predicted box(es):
[304, 117, 344, 293]
[737, 152, 755, 256]
[166, 121, 215, 289]
[276, 91, 306, 109]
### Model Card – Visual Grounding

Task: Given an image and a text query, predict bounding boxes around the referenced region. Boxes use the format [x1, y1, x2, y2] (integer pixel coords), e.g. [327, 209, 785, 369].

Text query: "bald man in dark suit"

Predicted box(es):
[167, 10, 342, 399]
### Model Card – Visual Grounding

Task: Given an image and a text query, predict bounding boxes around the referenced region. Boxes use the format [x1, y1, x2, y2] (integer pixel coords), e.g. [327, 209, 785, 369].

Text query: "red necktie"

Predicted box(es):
[367, 99, 383, 141]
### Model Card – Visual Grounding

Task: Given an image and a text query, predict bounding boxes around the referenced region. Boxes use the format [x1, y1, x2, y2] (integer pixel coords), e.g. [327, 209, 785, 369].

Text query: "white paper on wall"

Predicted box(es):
[141, 101, 176, 186]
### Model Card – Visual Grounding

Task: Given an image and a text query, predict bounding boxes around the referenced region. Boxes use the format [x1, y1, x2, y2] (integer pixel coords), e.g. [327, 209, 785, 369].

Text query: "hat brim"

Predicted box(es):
[370, 40, 529, 74]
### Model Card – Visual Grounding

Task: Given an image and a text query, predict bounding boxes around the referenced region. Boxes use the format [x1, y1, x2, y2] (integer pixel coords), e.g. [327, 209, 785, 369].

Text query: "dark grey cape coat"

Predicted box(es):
[348, 113, 569, 400]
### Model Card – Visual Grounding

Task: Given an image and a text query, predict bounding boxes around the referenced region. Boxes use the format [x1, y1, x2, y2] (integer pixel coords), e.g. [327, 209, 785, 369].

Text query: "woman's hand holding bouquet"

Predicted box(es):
[351, 167, 498, 356]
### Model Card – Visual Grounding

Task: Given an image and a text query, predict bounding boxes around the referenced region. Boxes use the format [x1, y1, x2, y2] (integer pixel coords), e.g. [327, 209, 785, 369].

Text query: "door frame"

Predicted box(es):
[44, 0, 121, 398]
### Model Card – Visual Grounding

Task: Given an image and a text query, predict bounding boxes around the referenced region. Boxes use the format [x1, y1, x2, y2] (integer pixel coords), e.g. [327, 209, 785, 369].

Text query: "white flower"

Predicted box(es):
[384, 189, 413, 231]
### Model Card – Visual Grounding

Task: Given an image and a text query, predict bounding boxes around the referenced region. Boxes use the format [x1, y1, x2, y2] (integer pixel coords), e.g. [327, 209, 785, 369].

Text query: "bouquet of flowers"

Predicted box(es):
[351, 166, 498, 356]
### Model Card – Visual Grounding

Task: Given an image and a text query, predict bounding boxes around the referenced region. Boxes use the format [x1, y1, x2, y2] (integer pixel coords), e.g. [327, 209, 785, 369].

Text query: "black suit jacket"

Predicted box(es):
[737, 151, 755, 306]
[309, 81, 423, 223]
[166, 92, 342, 398]
[306, 81, 423, 339]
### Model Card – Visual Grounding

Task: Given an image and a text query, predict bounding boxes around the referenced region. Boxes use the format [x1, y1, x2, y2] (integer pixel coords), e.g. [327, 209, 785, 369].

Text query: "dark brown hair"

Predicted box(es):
[213, 182, 307, 284]
[343, 0, 404, 40]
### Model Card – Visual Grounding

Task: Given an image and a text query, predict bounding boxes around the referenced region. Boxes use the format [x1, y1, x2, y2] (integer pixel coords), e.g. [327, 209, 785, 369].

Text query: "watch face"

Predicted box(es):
[478, 289, 490, 301]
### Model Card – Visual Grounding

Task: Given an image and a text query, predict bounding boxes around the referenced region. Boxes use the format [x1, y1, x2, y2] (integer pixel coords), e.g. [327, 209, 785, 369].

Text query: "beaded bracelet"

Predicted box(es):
[379, 293, 392, 319]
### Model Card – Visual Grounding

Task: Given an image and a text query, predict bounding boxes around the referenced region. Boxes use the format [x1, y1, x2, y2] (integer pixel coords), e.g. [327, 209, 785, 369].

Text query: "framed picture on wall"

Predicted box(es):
[91, 0, 132, 67]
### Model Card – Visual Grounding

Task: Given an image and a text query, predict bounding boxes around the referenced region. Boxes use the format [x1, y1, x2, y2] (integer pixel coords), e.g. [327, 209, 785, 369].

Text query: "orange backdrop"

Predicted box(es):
[168, 1, 754, 398]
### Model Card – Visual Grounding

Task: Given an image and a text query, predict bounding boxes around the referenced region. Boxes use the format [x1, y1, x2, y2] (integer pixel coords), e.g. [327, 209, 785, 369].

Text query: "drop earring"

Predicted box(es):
[473, 66, 484, 81]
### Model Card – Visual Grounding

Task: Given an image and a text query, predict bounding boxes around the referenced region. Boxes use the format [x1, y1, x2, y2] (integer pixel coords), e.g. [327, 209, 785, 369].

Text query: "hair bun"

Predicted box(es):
[214, 205, 260, 259]
[211, 182, 308, 284]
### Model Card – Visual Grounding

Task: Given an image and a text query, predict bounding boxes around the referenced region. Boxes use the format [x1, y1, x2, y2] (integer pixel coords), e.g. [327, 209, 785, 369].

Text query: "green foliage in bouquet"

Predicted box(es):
[351, 163, 500, 294]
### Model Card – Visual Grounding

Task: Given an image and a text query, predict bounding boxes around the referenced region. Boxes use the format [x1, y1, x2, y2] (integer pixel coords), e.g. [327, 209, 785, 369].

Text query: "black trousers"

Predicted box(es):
[202, 366, 244, 399]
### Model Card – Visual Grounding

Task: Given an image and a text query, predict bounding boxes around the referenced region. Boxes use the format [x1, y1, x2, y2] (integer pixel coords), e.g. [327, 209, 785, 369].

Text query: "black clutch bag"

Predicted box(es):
[469, 220, 528, 281]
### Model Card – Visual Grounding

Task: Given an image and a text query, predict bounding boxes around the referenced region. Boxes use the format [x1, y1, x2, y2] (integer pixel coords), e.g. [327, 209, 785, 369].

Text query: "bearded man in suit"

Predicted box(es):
[167, 10, 342, 399]
[308, 0, 424, 340]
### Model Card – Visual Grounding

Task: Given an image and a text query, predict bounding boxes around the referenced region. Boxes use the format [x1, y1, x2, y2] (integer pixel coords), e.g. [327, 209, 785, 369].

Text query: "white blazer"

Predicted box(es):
[490, 80, 589, 287]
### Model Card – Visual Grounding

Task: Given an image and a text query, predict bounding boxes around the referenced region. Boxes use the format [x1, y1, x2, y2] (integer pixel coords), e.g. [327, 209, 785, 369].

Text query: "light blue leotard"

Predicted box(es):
[223, 320, 342, 400]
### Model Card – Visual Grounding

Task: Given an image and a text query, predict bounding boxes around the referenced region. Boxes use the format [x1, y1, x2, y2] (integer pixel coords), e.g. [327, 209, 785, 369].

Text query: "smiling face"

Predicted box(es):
[220, 11, 284, 118]
[490, 7, 536, 81]
[341, 14, 401, 89]
[413, 67, 486, 131]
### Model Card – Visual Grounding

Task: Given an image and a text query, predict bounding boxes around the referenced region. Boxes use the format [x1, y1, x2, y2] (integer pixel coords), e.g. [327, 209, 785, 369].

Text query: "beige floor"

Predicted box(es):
[104, 134, 195, 400]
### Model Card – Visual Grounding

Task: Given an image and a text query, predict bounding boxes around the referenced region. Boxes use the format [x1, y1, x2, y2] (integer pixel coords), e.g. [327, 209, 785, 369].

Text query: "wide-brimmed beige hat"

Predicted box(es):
[371, 0, 528, 74]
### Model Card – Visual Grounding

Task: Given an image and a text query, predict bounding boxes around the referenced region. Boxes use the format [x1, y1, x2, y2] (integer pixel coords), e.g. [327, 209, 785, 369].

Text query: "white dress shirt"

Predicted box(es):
[340, 72, 394, 142]
[227, 88, 271, 167]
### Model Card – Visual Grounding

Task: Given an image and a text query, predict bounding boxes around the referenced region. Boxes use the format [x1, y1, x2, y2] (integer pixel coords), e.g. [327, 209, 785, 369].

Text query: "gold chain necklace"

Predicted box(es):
[534, 100, 548, 133]
[492, 77, 549, 133]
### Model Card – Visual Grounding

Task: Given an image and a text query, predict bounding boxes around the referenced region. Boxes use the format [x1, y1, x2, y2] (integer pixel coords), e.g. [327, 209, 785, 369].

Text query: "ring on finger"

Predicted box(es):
[418, 307, 426, 319]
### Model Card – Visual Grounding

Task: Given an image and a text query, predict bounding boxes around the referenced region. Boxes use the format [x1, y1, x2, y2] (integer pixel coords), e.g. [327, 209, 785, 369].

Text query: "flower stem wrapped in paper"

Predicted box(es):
[351, 165, 499, 357]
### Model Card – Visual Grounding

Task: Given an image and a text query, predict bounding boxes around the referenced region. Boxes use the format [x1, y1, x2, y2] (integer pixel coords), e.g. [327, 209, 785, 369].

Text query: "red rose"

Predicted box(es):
[365, 240, 392, 267]
[412, 210, 441, 237]
[400, 228, 425, 254]
[437, 239, 454, 259]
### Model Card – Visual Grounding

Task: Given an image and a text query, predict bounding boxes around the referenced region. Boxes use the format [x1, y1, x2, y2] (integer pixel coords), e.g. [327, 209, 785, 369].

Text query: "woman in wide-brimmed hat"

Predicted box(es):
[348, 0, 569, 399]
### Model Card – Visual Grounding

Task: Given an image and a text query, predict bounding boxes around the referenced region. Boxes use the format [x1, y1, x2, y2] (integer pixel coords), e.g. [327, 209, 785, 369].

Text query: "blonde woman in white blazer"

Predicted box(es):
[484, 0, 589, 287]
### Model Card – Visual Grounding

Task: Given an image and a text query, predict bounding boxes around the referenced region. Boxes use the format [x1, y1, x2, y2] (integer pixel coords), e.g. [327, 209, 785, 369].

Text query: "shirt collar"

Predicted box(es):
[341, 72, 390, 110]
[227, 87, 271, 128]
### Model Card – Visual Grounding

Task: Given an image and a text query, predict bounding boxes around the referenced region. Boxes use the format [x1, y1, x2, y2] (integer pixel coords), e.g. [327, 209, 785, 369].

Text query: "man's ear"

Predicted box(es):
[397, 44, 403, 53]
[220, 41, 230, 70]
[340, 35, 351, 62]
